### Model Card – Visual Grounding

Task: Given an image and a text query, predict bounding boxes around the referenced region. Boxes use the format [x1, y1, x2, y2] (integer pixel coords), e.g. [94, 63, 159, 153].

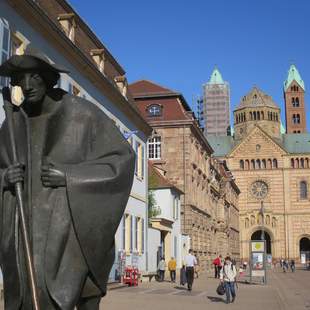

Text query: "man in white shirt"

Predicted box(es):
[184, 249, 197, 291]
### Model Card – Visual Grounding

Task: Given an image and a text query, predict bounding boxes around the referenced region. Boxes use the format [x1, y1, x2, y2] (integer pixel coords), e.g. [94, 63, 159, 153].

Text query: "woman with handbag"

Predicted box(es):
[220, 256, 237, 304]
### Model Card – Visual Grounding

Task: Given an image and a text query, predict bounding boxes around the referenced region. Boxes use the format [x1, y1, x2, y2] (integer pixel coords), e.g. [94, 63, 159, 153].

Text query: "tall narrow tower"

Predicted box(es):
[284, 65, 307, 133]
[203, 67, 230, 136]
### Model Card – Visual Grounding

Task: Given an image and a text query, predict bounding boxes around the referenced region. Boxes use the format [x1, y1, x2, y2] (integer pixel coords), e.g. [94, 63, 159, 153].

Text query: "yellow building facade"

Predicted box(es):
[208, 86, 310, 263]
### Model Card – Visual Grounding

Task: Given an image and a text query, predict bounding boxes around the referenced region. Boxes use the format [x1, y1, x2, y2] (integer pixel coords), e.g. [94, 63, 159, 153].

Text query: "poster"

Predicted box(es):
[251, 241, 265, 252]
[301, 253, 306, 264]
[252, 252, 264, 270]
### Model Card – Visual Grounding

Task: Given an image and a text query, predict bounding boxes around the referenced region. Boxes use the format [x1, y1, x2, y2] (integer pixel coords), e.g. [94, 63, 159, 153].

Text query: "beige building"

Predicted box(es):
[129, 80, 240, 270]
[208, 85, 310, 263]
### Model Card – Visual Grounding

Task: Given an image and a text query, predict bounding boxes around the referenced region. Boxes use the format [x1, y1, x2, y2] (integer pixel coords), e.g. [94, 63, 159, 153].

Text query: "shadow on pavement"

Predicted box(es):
[207, 296, 225, 303]
[174, 286, 188, 291]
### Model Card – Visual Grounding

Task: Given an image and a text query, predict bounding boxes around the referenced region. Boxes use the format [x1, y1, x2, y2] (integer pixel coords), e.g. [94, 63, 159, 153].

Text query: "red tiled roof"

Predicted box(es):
[129, 80, 177, 97]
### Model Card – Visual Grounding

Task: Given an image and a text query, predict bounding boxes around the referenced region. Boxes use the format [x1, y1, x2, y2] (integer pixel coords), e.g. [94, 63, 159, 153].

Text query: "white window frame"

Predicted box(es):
[148, 136, 161, 160]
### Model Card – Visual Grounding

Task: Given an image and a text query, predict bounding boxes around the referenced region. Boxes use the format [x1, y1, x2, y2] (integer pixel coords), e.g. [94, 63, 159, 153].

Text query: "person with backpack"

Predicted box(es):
[220, 256, 237, 304]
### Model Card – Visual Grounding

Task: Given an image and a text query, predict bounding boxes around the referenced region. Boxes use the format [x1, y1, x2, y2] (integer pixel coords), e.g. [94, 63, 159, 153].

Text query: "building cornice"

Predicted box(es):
[7, 0, 152, 136]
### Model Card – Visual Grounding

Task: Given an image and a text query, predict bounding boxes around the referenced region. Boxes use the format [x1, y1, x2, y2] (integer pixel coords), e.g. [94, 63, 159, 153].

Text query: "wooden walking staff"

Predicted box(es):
[2, 87, 41, 310]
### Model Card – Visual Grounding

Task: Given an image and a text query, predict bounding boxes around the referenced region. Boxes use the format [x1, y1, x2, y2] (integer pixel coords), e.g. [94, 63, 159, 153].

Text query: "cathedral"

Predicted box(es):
[208, 65, 310, 263]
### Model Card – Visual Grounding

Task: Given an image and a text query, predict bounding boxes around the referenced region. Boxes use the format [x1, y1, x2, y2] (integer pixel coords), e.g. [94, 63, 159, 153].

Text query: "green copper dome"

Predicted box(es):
[284, 64, 305, 91]
[209, 67, 224, 84]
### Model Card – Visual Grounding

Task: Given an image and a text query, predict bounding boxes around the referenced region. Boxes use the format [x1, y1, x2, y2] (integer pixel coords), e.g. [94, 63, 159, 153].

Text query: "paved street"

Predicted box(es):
[100, 269, 310, 310]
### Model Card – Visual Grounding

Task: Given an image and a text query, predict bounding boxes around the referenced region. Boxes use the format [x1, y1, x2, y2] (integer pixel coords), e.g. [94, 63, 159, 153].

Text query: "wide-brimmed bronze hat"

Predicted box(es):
[0, 44, 70, 77]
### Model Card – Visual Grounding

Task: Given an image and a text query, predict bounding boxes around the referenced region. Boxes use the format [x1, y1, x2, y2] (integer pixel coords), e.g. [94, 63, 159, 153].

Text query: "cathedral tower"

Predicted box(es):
[234, 87, 281, 140]
[284, 65, 306, 134]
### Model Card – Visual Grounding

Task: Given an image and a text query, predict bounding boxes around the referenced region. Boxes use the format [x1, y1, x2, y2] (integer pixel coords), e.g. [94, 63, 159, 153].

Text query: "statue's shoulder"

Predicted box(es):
[51, 89, 110, 122]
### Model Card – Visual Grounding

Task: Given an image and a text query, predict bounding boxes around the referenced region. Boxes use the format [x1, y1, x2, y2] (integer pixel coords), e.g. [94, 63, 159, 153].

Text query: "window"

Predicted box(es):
[293, 114, 300, 124]
[135, 217, 138, 251]
[90, 49, 105, 74]
[130, 215, 133, 253]
[174, 236, 178, 259]
[122, 215, 126, 250]
[300, 181, 308, 199]
[262, 159, 266, 169]
[58, 13, 76, 42]
[141, 218, 145, 254]
[147, 104, 162, 117]
[0, 18, 10, 88]
[173, 196, 179, 220]
[135, 140, 145, 179]
[292, 97, 300, 107]
[240, 160, 244, 170]
[273, 158, 278, 168]
[124, 214, 131, 253]
[148, 136, 161, 160]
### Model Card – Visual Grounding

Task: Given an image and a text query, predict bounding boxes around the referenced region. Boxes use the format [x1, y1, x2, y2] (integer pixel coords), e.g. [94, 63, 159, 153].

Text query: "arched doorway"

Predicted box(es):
[300, 237, 310, 261]
[251, 230, 272, 254]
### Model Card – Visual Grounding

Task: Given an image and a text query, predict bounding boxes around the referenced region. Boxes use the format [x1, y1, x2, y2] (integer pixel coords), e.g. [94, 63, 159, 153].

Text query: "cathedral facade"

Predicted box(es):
[208, 65, 310, 262]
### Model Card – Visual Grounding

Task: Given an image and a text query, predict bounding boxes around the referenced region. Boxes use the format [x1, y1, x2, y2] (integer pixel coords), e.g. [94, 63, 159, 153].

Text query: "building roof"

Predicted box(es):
[209, 67, 224, 84]
[148, 163, 184, 194]
[206, 135, 235, 157]
[284, 64, 305, 91]
[236, 86, 279, 110]
[281, 133, 310, 153]
[129, 79, 177, 97]
[208, 131, 310, 157]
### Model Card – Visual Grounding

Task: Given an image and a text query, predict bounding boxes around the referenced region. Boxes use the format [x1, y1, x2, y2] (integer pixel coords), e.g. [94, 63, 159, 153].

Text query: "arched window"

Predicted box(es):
[245, 160, 250, 170]
[262, 159, 266, 169]
[256, 159, 261, 169]
[291, 158, 295, 168]
[301, 158, 305, 168]
[147, 104, 162, 117]
[267, 159, 272, 169]
[250, 112, 253, 120]
[261, 111, 264, 120]
[251, 159, 255, 169]
[306, 158, 309, 168]
[275, 113, 278, 121]
[244, 112, 246, 121]
[273, 158, 278, 168]
[295, 158, 300, 168]
[300, 181, 308, 199]
[240, 160, 244, 170]
[257, 111, 260, 120]
[253, 111, 257, 120]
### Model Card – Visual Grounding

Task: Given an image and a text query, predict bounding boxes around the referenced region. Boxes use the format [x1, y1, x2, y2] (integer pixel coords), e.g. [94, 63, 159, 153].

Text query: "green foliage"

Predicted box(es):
[148, 190, 161, 220]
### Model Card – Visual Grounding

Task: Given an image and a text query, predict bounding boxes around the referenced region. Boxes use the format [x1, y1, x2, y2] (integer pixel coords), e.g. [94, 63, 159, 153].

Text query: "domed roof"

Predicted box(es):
[236, 86, 279, 110]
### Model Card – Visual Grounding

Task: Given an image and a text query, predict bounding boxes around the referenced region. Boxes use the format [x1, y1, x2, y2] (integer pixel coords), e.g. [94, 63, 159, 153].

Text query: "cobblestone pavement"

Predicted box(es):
[0, 268, 309, 309]
[100, 268, 310, 310]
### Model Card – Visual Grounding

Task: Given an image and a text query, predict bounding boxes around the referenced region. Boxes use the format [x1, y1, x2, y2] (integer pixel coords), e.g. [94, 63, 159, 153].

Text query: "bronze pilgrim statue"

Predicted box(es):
[0, 45, 135, 309]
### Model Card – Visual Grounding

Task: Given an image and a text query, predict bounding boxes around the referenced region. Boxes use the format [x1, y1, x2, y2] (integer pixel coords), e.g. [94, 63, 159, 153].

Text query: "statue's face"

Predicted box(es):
[15, 72, 47, 103]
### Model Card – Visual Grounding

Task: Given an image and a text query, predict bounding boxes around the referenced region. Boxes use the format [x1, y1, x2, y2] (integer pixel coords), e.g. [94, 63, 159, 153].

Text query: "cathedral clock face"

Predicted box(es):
[251, 181, 268, 199]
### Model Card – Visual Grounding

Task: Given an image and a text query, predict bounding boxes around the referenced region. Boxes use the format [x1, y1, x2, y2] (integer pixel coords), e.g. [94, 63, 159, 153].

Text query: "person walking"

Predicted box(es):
[168, 257, 177, 282]
[184, 249, 197, 291]
[180, 265, 187, 286]
[213, 255, 222, 279]
[220, 256, 237, 304]
[158, 257, 166, 282]
[290, 259, 295, 272]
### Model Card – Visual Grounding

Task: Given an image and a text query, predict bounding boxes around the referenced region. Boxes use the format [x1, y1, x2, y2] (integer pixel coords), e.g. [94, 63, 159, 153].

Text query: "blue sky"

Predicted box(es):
[69, 0, 310, 131]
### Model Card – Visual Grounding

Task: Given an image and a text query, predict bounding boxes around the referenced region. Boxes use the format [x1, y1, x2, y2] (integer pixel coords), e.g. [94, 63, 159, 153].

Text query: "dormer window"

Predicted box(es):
[90, 49, 106, 74]
[114, 75, 128, 98]
[58, 13, 76, 42]
[147, 104, 162, 117]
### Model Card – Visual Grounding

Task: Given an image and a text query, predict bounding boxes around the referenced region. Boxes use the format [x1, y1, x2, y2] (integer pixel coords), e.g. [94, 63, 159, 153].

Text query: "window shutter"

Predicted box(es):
[141, 218, 145, 254]
[0, 18, 11, 88]
[141, 145, 145, 178]
[130, 215, 133, 253]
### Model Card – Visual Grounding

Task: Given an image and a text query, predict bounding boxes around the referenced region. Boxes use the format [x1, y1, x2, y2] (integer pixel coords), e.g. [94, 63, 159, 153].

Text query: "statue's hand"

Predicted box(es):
[41, 164, 66, 188]
[4, 163, 24, 187]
